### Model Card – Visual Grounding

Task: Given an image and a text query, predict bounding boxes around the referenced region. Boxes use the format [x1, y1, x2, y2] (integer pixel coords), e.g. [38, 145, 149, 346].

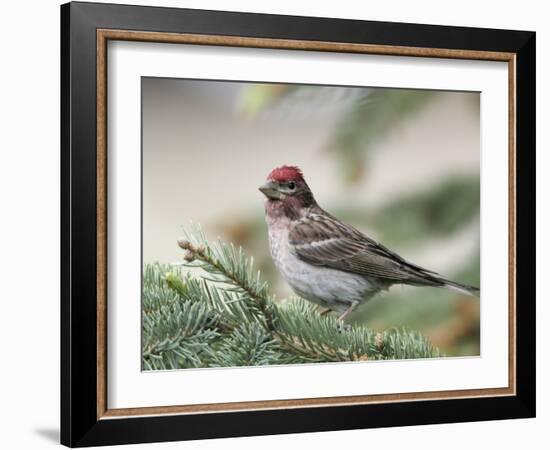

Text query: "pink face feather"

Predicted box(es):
[267, 165, 304, 183]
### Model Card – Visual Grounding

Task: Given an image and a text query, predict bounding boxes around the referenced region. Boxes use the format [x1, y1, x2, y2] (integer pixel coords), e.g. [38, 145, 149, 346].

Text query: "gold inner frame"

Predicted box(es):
[96, 29, 517, 420]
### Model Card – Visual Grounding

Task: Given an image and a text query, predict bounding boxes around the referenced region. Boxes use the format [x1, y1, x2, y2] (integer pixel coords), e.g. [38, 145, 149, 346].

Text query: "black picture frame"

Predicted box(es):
[61, 1, 535, 447]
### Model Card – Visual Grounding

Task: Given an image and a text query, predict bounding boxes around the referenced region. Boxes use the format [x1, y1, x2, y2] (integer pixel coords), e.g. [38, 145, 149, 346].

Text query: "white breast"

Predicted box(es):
[266, 217, 380, 311]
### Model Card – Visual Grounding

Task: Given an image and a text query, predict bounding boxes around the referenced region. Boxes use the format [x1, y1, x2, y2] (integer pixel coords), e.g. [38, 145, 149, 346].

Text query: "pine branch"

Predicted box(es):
[142, 227, 441, 369]
[177, 229, 278, 334]
[208, 323, 283, 367]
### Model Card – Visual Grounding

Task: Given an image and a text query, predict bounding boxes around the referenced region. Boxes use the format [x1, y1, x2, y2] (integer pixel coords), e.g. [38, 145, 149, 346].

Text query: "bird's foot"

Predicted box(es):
[336, 321, 352, 333]
[318, 307, 333, 317]
[337, 303, 359, 322]
[334, 303, 358, 333]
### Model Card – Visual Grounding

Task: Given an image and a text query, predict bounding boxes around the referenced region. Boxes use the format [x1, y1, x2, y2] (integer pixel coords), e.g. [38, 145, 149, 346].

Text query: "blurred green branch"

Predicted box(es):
[240, 84, 437, 184]
[327, 89, 436, 183]
[335, 176, 480, 246]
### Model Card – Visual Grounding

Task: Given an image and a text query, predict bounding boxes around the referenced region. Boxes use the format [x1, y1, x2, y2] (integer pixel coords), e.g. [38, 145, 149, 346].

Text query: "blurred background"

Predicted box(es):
[142, 77, 480, 357]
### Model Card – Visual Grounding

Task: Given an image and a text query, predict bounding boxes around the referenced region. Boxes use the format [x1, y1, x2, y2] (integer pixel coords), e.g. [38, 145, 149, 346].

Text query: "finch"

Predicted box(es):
[259, 165, 479, 321]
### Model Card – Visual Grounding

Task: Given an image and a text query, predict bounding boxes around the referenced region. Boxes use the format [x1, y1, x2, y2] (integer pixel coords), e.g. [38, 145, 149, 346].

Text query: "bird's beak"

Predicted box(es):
[259, 180, 282, 200]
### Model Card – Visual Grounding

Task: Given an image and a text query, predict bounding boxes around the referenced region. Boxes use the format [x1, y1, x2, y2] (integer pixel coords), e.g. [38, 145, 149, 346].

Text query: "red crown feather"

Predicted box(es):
[267, 165, 304, 182]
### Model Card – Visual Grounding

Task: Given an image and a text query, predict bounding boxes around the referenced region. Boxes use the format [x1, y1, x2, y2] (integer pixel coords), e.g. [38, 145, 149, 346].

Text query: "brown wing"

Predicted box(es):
[288, 211, 443, 285]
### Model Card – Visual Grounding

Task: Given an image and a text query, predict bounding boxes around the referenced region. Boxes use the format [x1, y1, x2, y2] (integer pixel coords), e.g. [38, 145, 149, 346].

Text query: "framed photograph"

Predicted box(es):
[61, 1, 536, 447]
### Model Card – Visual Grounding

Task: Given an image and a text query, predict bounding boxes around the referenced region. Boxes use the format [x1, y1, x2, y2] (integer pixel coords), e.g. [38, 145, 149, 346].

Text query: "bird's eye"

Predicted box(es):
[287, 181, 296, 190]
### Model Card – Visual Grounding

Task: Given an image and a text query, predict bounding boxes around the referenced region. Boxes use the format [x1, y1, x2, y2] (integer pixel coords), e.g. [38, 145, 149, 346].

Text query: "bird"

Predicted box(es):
[259, 165, 480, 322]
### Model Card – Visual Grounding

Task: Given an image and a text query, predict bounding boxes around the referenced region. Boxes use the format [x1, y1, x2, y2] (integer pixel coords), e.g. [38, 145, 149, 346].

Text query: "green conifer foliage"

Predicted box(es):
[142, 226, 441, 370]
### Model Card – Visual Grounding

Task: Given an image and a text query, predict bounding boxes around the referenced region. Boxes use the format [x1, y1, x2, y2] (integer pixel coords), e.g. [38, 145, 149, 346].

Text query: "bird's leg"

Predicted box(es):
[318, 307, 333, 316]
[337, 302, 358, 322]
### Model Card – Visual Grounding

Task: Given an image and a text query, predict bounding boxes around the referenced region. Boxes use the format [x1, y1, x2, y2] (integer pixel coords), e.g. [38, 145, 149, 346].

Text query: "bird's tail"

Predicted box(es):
[441, 279, 480, 297]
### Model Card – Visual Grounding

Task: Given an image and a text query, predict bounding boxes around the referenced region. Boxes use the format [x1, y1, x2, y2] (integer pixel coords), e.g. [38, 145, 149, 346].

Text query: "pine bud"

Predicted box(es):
[177, 238, 191, 250]
[375, 333, 384, 350]
[183, 250, 195, 262]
